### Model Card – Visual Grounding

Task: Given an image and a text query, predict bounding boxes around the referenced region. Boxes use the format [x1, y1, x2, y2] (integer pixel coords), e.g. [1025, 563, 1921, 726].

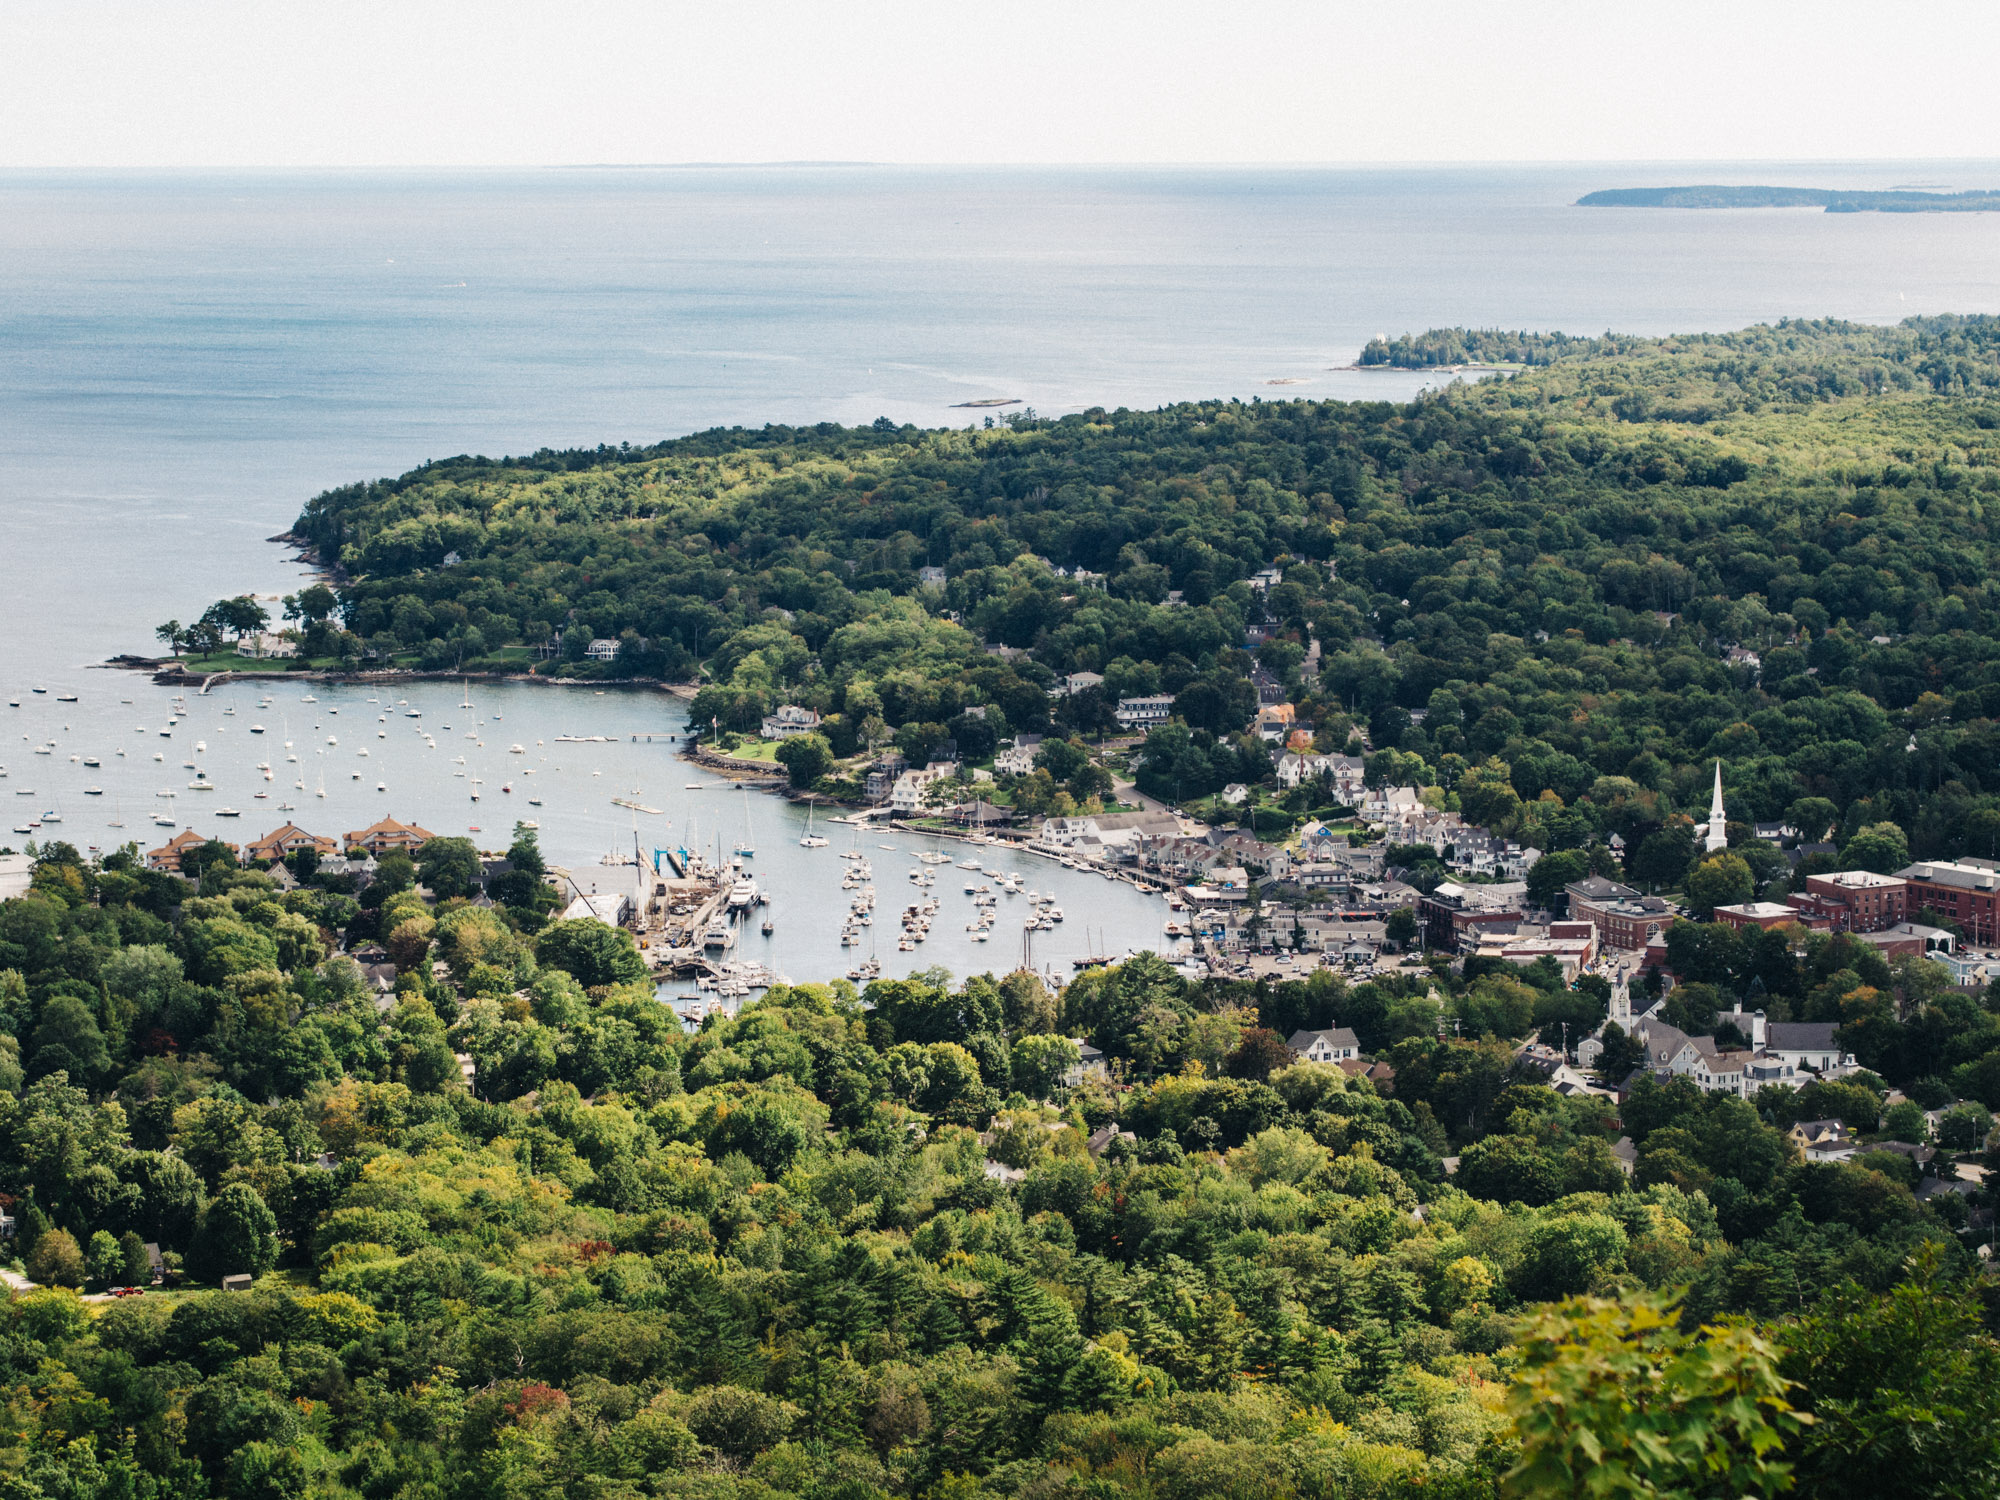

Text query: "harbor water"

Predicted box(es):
[1, 671, 1174, 989]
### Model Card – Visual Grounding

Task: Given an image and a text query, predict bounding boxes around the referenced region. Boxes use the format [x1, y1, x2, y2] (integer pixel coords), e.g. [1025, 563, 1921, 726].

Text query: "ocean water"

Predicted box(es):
[3, 161, 1998, 980]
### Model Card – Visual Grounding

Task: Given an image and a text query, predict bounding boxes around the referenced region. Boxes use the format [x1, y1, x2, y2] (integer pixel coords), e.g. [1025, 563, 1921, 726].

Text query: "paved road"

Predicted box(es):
[1110, 776, 1173, 816]
[0, 1269, 137, 1303]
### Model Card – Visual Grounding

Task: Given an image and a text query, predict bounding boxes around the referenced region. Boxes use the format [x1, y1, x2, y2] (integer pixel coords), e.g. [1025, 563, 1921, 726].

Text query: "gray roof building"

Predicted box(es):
[1287, 1027, 1361, 1062]
[1765, 1021, 1840, 1053]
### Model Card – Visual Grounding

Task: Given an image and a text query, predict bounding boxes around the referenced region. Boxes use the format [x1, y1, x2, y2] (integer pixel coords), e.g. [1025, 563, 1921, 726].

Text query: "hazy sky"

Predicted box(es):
[6, 0, 1997, 168]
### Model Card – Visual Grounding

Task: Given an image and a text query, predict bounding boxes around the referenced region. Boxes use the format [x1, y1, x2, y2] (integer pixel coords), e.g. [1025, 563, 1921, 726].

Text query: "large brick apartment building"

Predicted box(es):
[1896, 859, 2000, 945]
[1787, 870, 1909, 932]
[1417, 881, 1526, 952]
[1565, 875, 1676, 952]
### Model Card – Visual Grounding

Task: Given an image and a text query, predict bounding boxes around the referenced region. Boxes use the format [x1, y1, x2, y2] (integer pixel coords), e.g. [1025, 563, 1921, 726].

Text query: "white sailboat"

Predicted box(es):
[798, 798, 828, 848]
[734, 784, 755, 858]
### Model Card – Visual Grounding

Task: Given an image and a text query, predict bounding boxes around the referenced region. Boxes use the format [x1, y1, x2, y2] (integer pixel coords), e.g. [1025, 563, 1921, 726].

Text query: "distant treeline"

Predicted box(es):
[1579, 185, 2000, 213]
[1356, 328, 1620, 369]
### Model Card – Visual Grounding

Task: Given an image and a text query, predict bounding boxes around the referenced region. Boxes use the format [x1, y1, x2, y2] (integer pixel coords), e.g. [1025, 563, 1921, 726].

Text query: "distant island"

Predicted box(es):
[1358, 327, 1613, 368]
[1579, 184, 2000, 212]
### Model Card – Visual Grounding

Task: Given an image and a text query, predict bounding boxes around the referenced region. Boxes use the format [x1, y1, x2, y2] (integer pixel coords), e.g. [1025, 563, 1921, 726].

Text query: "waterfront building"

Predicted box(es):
[343, 816, 437, 856]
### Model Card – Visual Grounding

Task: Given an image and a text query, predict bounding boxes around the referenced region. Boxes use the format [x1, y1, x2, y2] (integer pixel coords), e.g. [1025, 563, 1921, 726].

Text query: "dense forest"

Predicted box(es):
[288, 317, 2000, 869]
[5, 830, 2000, 1498]
[1354, 330, 1611, 368]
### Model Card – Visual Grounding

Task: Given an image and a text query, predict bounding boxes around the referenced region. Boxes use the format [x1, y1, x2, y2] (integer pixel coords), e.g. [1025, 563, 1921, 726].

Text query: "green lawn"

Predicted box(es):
[81, 1267, 310, 1316]
[166, 648, 260, 671]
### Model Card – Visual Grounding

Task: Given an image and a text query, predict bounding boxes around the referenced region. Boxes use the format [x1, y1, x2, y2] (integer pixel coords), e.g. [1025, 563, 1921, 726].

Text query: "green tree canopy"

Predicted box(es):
[535, 918, 648, 988]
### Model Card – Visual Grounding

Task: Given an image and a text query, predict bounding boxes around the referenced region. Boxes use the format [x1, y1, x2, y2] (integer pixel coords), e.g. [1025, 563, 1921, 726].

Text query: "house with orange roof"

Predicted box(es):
[146, 829, 238, 872]
[245, 822, 340, 863]
[342, 816, 438, 856]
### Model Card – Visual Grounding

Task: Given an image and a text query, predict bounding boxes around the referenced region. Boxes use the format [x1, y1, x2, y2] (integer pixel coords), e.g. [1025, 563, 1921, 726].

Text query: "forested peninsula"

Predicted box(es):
[9, 316, 2000, 1498]
[290, 315, 2000, 868]
[1578, 185, 2000, 212]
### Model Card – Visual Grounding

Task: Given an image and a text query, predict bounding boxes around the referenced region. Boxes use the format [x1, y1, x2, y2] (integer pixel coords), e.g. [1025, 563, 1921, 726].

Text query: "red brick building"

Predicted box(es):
[1854, 923, 1956, 960]
[1565, 875, 1634, 935]
[1565, 876, 1680, 953]
[1799, 870, 1909, 932]
[1897, 860, 2000, 945]
[1786, 890, 1851, 929]
[1713, 901, 1807, 932]
[1416, 882, 1526, 953]
[1598, 898, 1678, 952]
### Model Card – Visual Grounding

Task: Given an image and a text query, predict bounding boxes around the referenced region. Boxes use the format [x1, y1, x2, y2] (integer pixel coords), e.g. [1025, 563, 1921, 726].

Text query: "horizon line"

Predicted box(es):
[5, 155, 2000, 174]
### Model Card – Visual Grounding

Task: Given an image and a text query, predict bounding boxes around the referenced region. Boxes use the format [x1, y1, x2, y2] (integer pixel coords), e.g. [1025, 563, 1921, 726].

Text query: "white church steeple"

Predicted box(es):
[1703, 759, 1728, 853]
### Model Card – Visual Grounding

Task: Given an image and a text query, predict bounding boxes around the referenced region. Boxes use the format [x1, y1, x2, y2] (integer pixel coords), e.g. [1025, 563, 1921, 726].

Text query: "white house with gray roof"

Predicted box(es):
[1286, 1027, 1361, 1064]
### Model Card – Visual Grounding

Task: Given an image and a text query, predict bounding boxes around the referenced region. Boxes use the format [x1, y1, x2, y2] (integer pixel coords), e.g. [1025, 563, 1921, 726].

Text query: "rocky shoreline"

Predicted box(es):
[98, 654, 699, 697]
